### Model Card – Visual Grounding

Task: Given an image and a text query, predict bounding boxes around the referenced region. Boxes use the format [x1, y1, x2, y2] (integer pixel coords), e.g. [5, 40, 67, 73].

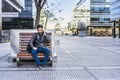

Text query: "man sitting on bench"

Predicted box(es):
[30, 24, 51, 69]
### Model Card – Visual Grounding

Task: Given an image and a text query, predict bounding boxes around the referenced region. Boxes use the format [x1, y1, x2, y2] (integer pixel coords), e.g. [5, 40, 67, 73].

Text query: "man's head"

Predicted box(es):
[37, 24, 44, 34]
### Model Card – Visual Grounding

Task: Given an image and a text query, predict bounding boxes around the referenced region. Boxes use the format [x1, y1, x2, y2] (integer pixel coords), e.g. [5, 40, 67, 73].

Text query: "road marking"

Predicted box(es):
[0, 54, 9, 60]
[60, 45, 79, 61]
[0, 67, 83, 71]
[1, 66, 120, 71]
[87, 66, 120, 70]
[81, 65, 99, 80]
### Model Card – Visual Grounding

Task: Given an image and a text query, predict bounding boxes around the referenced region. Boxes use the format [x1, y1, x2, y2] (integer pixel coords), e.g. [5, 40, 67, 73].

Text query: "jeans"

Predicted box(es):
[31, 47, 50, 66]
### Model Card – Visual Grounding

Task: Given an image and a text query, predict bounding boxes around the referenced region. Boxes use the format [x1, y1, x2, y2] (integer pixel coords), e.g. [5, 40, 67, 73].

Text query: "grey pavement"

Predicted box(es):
[0, 43, 10, 57]
[0, 36, 120, 80]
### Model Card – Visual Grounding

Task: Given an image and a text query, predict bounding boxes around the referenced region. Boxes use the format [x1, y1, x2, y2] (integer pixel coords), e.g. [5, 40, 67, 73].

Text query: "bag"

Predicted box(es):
[26, 43, 32, 53]
[26, 33, 37, 53]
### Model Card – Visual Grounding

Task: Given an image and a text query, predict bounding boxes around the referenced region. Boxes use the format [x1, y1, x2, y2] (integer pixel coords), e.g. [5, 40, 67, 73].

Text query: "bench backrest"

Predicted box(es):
[19, 33, 51, 52]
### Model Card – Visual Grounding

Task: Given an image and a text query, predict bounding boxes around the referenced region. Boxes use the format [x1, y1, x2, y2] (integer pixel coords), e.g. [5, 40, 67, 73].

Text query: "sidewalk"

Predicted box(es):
[0, 42, 10, 57]
[0, 42, 15, 68]
[0, 36, 120, 80]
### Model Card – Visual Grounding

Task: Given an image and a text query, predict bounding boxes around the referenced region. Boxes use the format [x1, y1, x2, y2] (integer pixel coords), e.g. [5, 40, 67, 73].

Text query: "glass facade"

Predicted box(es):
[2, 0, 22, 30]
[2, 0, 34, 30]
[19, 0, 34, 29]
[2, 0, 18, 12]
[91, 6, 110, 12]
[91, 18, 110, 22]
[110, 0, 120, 21]
[90, 0, 111, 27]
[23, 0, 32, 12]
[20, 0, 33, 17]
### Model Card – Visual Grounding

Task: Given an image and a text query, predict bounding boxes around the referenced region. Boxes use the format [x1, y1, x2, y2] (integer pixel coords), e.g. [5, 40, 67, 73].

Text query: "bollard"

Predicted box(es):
[53, 52, 57, 63]
[56, 39, 60, 44]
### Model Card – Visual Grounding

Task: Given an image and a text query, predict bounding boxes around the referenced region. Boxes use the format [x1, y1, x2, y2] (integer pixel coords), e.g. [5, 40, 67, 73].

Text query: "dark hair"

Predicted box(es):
[37, 24, 43, 29]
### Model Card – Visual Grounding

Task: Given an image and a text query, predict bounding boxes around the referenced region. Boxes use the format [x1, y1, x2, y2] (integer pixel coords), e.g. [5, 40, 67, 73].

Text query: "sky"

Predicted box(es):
[47, 0, 80, 23]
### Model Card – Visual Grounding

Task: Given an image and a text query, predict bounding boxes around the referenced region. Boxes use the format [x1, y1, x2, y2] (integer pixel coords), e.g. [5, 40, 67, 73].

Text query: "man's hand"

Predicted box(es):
[33, 47, 37, 50]
[43, 32, 46, 37]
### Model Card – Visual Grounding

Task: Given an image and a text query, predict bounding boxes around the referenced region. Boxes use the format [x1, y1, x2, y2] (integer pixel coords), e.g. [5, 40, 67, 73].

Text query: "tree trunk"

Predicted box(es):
[44, 17, 48, 29]
[35, 8, 41, 29]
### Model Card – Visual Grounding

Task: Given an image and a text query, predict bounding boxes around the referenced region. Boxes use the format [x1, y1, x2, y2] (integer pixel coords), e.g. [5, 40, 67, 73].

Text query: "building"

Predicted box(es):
[0, 0, 2, 42]
[72, 0, 112, 36]
[110, 0, 120, 38]
[71, 0, 90, 35]
[71, 0, 90, 28]
[2, 0, 24, 29]
[2, 0, 35, 30]
[90, 0, 112, 36]
[19, 0, 34, 29]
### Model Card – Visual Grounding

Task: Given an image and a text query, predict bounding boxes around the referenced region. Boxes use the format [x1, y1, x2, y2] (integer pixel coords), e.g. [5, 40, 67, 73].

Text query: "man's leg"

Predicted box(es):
[31, 49, 41, 66]
[42, 48, 50, 65]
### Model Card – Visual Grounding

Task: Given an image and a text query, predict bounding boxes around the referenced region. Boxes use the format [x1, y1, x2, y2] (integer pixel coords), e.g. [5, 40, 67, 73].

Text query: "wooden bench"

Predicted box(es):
[16, 32, 52, 66]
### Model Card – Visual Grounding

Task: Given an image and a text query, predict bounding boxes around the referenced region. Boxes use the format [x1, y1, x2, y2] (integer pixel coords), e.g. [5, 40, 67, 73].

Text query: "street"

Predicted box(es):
[0, 36, 120, 80]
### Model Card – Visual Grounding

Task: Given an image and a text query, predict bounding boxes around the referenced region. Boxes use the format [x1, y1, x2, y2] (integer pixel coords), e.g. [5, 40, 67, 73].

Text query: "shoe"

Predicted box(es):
[41, 64, 47, 68]
[37, 65, 43, 69]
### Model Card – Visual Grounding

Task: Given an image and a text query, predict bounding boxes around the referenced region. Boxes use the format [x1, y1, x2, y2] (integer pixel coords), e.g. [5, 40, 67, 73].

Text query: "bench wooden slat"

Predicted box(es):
[18, 32, 52, 60]
[20, 33, 33, 35]
[20, 38, 32, 40]
[17, 56, 52, 60]
[18, 52, 52, 56]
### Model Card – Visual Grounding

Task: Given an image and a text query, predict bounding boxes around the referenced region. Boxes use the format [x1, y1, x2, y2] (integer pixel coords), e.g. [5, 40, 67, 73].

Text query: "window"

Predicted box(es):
[3, 17, 12, 22]
[104, 18, 110, 22]
[99, 18, 104, 22]
[91, 18, 99, 21]
[104, 7, 109, 11]
[25, 0, 32, 6]
[99, 7, 104, 11]
[91, 7, 95, 11]
[95, 7, 99, 11]
[23, 0, 32, 12]
[27, 7, 32, 11]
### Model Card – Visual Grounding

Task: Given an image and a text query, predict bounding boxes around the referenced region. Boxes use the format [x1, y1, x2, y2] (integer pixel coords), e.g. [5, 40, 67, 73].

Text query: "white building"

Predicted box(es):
[71, 0, 112, 36]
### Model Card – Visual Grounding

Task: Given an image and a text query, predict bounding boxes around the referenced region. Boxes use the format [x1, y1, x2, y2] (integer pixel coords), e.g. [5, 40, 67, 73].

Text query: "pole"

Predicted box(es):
[119, 22, 120, 38]
[112, 21, 116, 38]
[90, 26, 92, 36]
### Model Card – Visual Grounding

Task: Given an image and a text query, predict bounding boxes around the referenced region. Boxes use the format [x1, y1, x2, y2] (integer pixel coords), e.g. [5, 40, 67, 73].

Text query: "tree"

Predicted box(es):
[44, 2, 63, 29]
[34, 0, 47, 28]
